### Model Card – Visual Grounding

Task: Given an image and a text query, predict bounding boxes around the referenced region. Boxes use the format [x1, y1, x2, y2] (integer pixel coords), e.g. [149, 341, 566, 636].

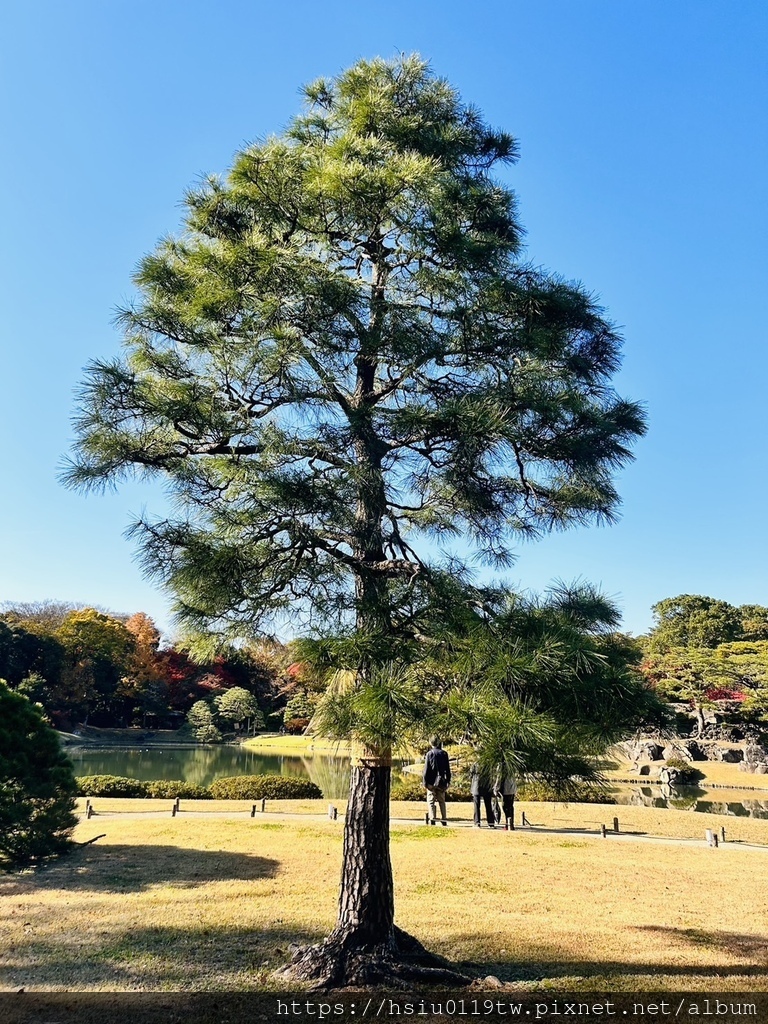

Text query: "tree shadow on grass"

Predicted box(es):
[0, 843, 278, 893]
[636, 924, 768, 959]
[7, 920, 768, 994]
[450, 926, 768, 985]
[0, 921, 324, 991]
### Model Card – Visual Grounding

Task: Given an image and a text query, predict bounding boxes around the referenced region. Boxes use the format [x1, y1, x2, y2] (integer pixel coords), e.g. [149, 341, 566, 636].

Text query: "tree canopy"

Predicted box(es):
[647, 595, 744, 652]
[642, 594, 768, 734]
[66, 54, 645, 647]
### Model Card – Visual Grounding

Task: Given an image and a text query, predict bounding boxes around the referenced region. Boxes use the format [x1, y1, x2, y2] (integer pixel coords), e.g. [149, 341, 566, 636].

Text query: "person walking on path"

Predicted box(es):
[494, 772, 517, 829]
[422, 735, 451, 826]
[471, 763, 496, 828]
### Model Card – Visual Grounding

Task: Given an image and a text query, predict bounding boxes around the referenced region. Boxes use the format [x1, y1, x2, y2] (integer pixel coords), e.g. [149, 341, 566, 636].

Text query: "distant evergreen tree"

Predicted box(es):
[215, 686, 264, 733]
[186, 699, 222, 742]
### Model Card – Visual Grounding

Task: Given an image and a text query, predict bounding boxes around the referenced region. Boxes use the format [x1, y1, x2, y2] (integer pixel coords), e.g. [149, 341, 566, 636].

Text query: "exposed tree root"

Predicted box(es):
[74, 834, 106, 846]
[276, 925, 473, 991]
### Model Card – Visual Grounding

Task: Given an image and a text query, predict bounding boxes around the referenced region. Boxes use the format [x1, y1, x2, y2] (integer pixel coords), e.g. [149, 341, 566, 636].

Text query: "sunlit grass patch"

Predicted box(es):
[390, 825, 456, 842]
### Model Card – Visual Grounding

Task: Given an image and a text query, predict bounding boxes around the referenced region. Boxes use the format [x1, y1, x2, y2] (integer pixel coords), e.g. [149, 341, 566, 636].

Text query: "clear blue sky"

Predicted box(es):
[1, 1, 766, 640]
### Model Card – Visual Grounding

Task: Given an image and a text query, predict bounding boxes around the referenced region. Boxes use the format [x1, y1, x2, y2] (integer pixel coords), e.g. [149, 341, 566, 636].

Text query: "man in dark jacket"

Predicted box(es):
[471, 762, 496, 828]
[422, 735, 451, 826]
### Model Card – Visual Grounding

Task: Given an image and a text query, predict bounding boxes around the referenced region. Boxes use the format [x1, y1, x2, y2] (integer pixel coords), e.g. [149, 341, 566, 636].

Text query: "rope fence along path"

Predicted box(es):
[75, 799, 768, 851]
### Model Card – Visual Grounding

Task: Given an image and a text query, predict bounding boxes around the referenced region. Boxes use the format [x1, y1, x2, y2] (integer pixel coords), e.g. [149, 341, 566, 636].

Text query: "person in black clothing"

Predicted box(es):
[471, 762, 496, 828]
[422, 735, 451, 825]
[494, 771, 517, 829]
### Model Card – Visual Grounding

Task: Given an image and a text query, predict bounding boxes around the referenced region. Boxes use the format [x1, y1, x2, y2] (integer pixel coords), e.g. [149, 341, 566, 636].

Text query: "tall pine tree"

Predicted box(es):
[66, 56, 646, 984]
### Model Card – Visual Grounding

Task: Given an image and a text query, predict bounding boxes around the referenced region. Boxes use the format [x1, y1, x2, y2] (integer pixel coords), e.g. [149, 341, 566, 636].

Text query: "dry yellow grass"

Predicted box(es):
[2, 798, 768, 993]
[242, 734, 351, 755]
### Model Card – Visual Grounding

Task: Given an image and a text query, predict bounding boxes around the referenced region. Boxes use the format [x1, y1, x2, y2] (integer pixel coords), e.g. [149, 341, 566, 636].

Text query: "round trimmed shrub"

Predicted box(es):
[145, 780, 211, 800]
[284, 718, 311, 735]
[517, 780, 615, 803]
[390, 774, 423, 800]
[76, 775, 150, 798]
[208, 774, 322, 800]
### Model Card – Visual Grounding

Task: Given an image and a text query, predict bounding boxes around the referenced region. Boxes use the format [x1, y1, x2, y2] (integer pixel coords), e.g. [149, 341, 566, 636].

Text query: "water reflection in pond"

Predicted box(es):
[611, 784, 768, 819]
[67, 746, 353, 799]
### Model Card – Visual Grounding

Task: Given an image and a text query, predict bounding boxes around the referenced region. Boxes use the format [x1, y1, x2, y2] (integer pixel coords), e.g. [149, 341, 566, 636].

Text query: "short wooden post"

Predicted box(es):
[174, 797, 180, 813]
[425, 812, 430, 824]
[329, 804, 338, 821]
[171, 803, 177, 817]
[86, 804, 94, 819]
[521, 811, 529, 826]
[600, 823, 607, 838]
[721, 826, 726, 843]
[251, 804, 256, 817]
[613, 816, 620, 833]
[85, 799, 91, 813]
[261, 797, 266, 813]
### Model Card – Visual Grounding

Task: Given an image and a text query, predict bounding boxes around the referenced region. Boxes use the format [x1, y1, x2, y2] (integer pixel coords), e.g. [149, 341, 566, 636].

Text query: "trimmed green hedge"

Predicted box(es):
[516, 780, 615, 803]
[76, 775, 150, 797]
[388, 774, 613, 804]
[145, 780, 211, 800]
[76, 774, 322, 800]
[208, 774, 322, 800]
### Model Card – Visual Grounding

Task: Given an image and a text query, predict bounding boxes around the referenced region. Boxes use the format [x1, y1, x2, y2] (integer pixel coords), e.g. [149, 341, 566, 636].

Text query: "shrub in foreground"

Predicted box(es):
[208, 774, 322, 800]
[389, 773, 615, 804]
[1, 680, 78, 870]
[516, 780, 616, 803]
[76, 773, 323, 800]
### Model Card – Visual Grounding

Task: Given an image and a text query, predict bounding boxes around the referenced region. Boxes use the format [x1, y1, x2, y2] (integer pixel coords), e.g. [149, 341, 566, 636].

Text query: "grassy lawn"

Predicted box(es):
[2, 799, 768, 993]
[242, 734, 352, 756]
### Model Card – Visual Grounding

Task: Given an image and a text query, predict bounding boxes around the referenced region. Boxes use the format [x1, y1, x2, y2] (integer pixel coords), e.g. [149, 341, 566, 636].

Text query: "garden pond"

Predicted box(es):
[67, 745, 353, 799]
[610, 783, 768, 819]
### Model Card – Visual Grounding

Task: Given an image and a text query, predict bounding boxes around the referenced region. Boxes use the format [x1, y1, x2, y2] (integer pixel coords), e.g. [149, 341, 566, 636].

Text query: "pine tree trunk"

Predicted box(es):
[330, 761, 394, 948]
[278, 753, 471, 989]
[279, 262, 470, 986]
